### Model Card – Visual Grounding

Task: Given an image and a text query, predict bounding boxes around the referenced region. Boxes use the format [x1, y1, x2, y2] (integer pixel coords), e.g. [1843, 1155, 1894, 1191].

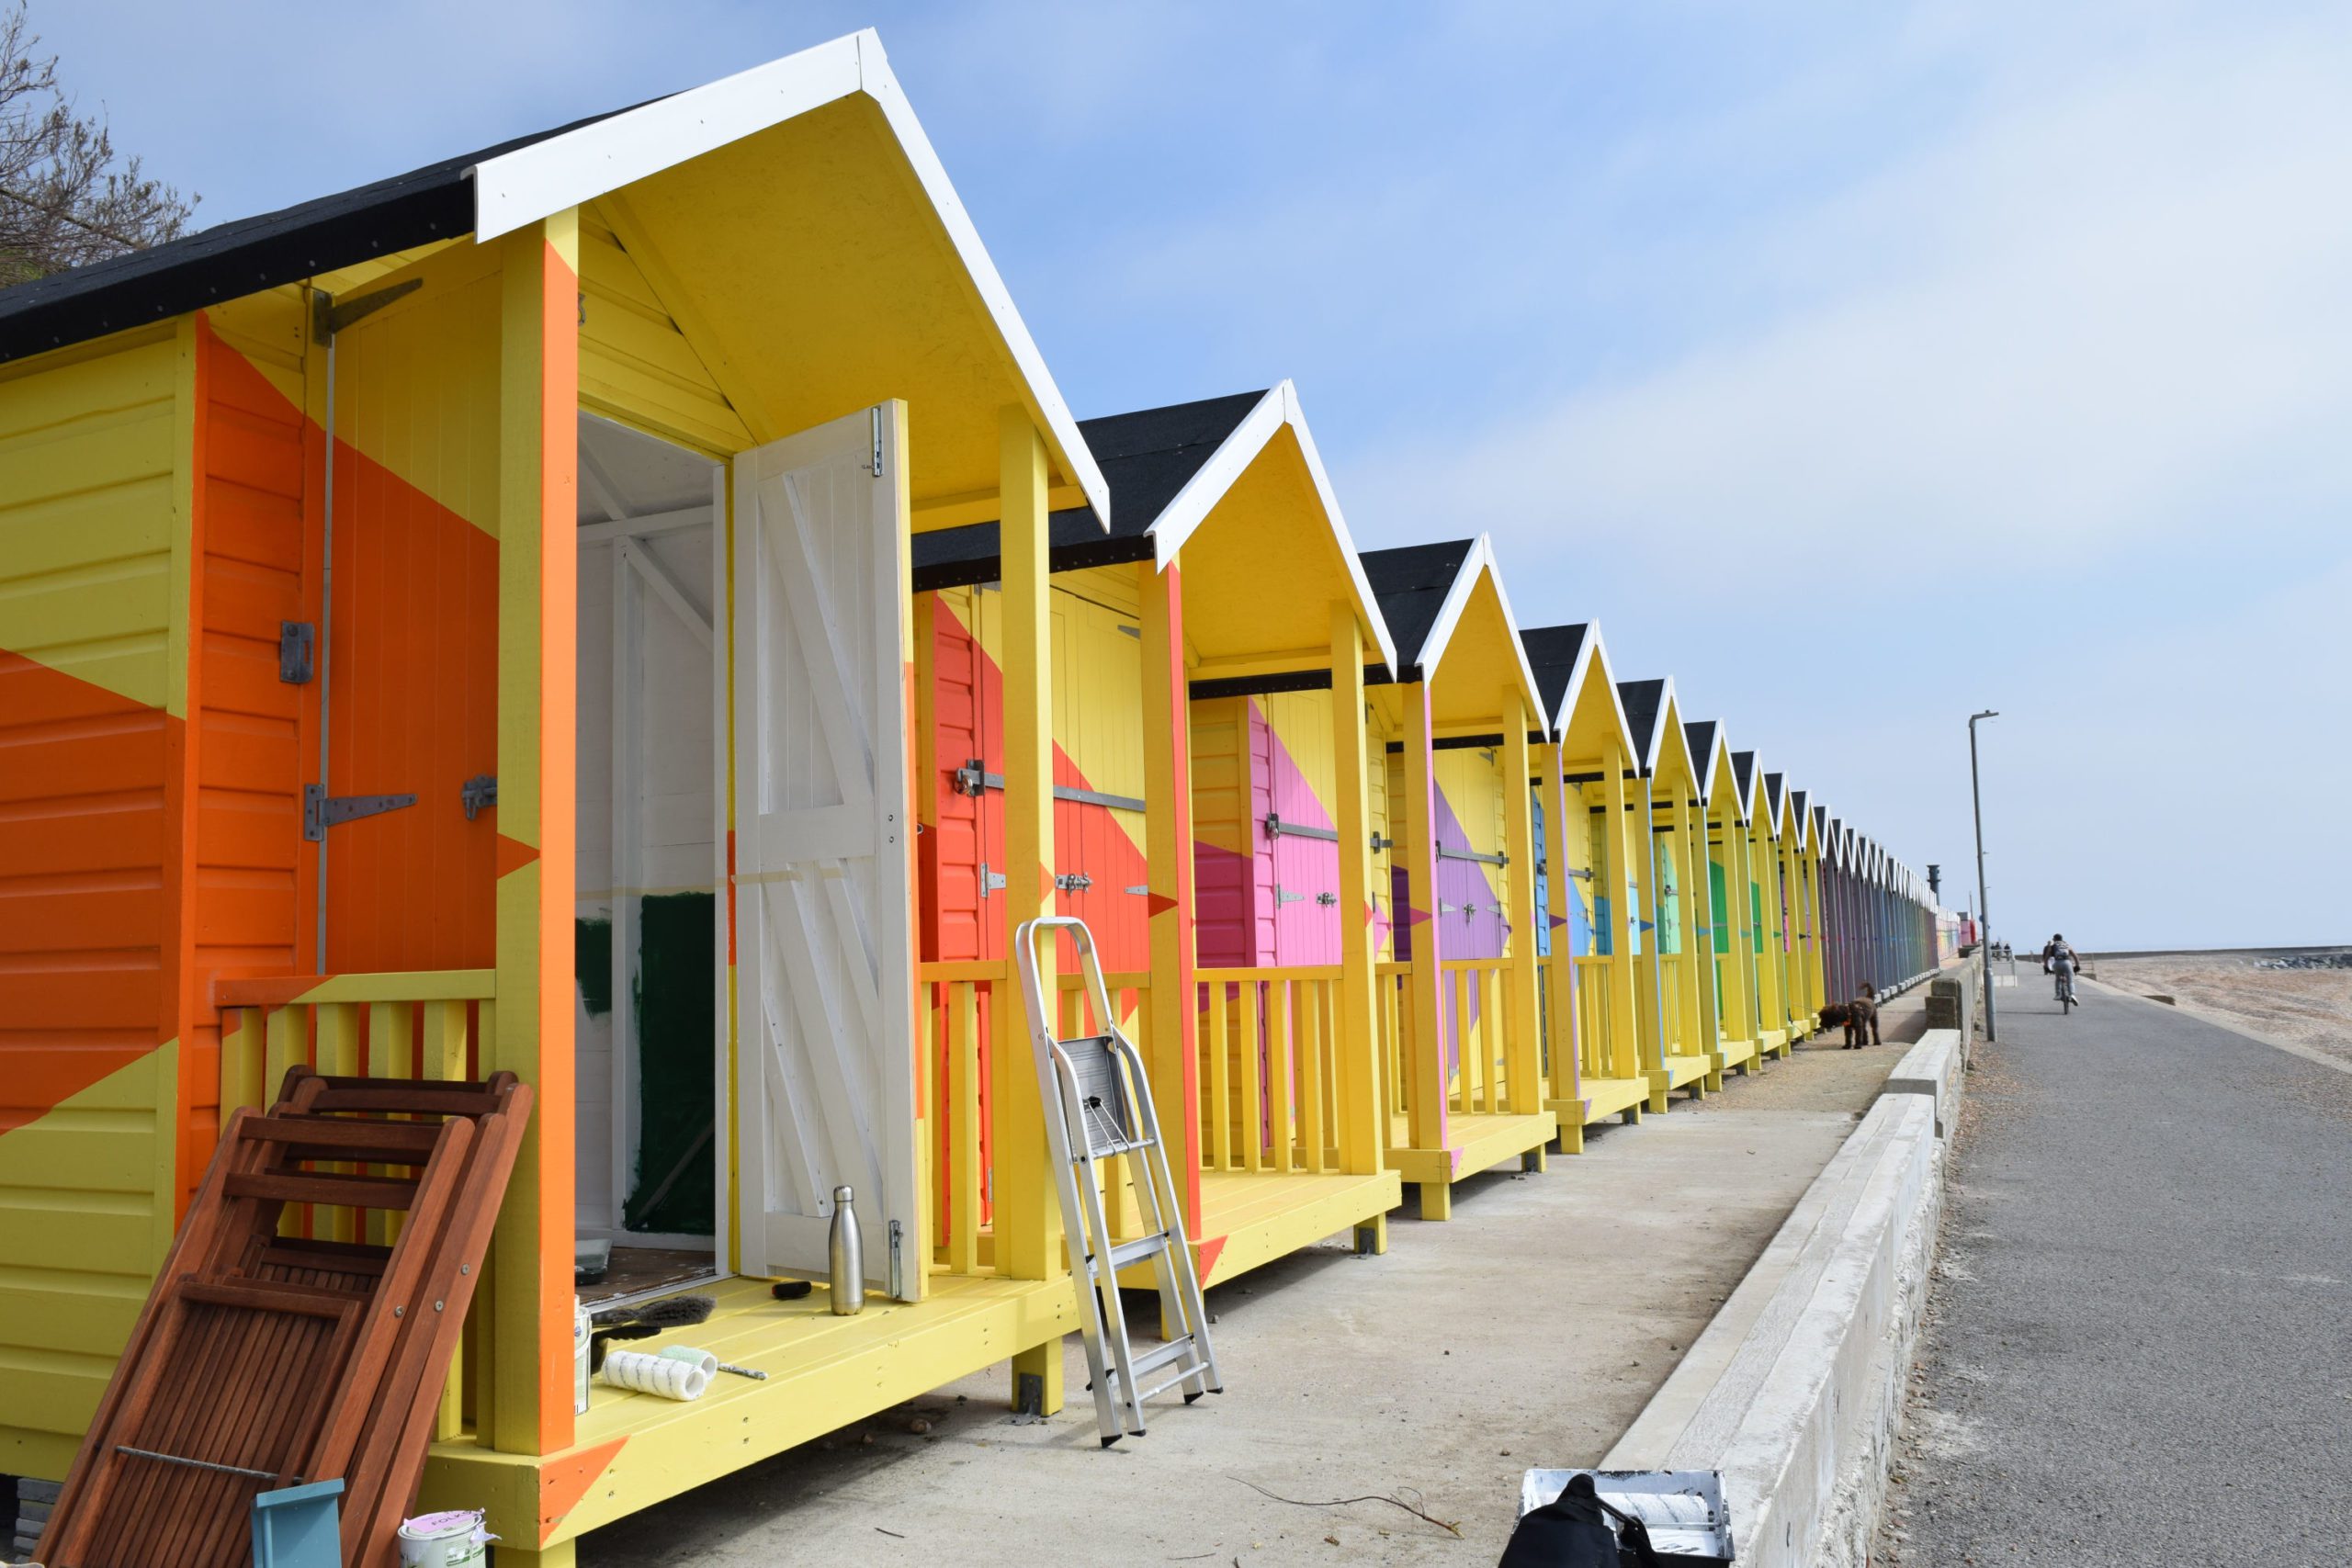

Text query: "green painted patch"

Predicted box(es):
[575, 918, 614, 1017]
[625, 892, 717, 1236]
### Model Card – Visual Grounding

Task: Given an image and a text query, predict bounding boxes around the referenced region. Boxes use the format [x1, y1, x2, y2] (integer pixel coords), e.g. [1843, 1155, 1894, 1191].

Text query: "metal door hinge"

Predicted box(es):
[311, 277, 423, 344]
[304, 784, 416, 842]
[277, 622, 313, 684]
[870, 406, 885, 477]
[1124, 884, 1150, 896]
[1275, 886, 1305, 906]
[978, 862, 1007, 898]
[1055, 873, 1093, 893]
[1370, 832, 1396, 852]
[1264, 813, 1340, 843]
[461, 774, 498, 820]
[888, 1219, 905, 1300]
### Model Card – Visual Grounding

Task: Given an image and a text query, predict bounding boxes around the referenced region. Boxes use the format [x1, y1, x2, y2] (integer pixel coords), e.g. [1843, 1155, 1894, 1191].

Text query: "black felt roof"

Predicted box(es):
[1791, 789, 1810, 832]
[910, 391, 1266, 592]
[1732, 749, 1758, 807]
[1519, 623, 1592, 726]
[1683, 719, 1719, 784]
[1764, 772, 1786, 818]
[1614, 679, 1666, 770]
[0, 104, 646, 364]
[1360, 540, 1476, 680]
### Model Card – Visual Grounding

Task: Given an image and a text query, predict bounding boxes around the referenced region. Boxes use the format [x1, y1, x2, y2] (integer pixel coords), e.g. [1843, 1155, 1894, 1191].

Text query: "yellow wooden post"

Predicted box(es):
[486, 212, 578, 1459]
[1501, 693, 1543, 1123]
[1668, 790, 1718, 1084]
[1138, 559, 1201, 1238]
[1630, 773, 1674, 1111]
[1539, 741, 1583, 1152]
[1600, 746, 1640, 1089]
[1398, 681, 1451, 1218]
[996, 407, 1062, 1416]
[1729, 807, 1762, 1049]
[1712, 803, 1750, 1053]
[1745, 811, 1780, 1048]
[1329, 606, 1386, 1251]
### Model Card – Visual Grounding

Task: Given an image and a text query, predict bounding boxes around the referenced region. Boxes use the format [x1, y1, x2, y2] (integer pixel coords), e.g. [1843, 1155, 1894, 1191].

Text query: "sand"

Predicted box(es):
[2088, 951, 2352, 1067]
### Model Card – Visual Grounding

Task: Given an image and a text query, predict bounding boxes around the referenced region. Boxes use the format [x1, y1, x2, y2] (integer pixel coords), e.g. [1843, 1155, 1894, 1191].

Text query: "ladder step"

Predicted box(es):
[1072, 1136, 1152, 1164]
[226, 1170, 418, 1211]
[1100, 1233, 1170, 1270]
[1120, 1336, 1196, 1383]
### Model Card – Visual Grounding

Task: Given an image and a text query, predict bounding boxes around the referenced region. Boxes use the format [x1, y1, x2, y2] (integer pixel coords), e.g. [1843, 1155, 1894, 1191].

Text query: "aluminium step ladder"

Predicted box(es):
[1015, 916, 1222, 1445]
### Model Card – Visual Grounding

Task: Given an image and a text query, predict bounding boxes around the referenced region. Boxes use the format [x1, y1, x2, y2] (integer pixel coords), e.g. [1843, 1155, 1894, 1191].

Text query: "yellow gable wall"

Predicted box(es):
[0, 1043, 181, 1479]
[579, 203, 753, 458]
[0, 326, 184, 714]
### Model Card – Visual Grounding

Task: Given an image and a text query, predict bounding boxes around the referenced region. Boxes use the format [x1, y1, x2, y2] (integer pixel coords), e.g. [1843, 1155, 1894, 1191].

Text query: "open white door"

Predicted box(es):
[731, 402, 920, 1300]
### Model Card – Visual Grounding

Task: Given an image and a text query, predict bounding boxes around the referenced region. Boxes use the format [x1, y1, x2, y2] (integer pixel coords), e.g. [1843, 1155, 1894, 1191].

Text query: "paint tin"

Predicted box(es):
[396, 1510, 497, 1568]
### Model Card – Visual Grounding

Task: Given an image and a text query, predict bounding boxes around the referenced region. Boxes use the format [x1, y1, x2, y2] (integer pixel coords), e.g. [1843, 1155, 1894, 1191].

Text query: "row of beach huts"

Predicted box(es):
[0, 32, 1950, 1562]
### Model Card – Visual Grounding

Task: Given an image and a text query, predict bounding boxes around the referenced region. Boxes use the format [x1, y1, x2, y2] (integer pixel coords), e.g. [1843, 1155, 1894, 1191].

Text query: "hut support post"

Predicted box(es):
[995, 407, 1063, 1416]
[1632, 774, 1671, 1111]
[1501, 694, 1542, 1122]
[1139, 559, 1201, 1238]
[1670, 792, 1719, 1084]
[1600, 747, 1640, 1089]
[1328, 607, 1385, 1252]
[487, 213, 580, 1459]
[1399, 682, 1450, 1218]
[1540, 742, 1582, 1153]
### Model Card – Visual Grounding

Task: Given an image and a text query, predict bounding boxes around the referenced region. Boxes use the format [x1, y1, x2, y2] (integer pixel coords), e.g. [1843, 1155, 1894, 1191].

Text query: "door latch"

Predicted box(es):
[1317, 891, 1339, 907]
[1054, 873, 1093, 893]
[277, 622, 314, 684]
[303, 784, 416, 842]
[460, 774, 498, 820]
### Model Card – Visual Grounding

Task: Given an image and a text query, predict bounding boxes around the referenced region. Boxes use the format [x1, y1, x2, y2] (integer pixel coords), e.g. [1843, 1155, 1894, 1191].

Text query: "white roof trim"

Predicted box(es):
[1688, 720, 1727, 808]
[1143, 382, 1400, 675]
[468, 29, 1110, 527]
[1474, 536, 1551, 732]
[1541, 623, 1635, 757]
[1414, 538, 1544, 726]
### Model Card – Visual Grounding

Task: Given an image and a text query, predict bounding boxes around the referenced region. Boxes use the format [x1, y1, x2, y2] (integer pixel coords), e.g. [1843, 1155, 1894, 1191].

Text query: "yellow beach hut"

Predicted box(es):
[1516, 623, 1645, 1150]
[906, 381, 1405, 1285]
[1611, 680, 1717, 1110]
[0, 32, 1136, 1562]
[1357, 539, 1555, 1219]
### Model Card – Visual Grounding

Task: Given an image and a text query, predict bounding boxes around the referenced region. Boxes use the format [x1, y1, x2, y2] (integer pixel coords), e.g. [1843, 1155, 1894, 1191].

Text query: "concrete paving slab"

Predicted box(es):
[577, 1043, 1907, 1566]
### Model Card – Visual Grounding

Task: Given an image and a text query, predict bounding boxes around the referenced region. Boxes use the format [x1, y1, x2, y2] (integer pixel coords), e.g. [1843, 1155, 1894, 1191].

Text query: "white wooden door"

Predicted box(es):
[731, 403, 920, 1300]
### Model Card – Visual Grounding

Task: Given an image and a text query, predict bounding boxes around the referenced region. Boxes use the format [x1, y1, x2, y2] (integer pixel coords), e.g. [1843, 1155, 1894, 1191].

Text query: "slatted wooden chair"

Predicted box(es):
[42, 1067, 532, 1568]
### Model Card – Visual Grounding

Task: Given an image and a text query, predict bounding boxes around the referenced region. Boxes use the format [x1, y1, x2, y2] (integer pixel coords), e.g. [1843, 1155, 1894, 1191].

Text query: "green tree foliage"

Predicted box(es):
[0, 3, 194, 287]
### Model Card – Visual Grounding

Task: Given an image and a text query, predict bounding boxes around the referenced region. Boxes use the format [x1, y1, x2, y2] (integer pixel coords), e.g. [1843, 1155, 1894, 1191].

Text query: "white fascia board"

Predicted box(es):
[1141, 383, 1397, 674]
[468, 29, 1110, 529]
[1283, 383, 1400, 676]
[1691, 724, 1726, 809]
[1409, 541, 1485, 678]
[1577, 626, 1639, 765]
[1473, 536, 1552, 736]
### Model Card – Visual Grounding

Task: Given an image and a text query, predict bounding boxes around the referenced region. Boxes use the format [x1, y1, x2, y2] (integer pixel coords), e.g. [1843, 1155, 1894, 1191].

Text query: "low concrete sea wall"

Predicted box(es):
[1603, 967, 1975, 1566]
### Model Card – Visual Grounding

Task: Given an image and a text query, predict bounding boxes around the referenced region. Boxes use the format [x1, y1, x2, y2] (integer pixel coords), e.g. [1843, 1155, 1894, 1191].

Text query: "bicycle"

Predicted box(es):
[2052, 965, 2077, 1014]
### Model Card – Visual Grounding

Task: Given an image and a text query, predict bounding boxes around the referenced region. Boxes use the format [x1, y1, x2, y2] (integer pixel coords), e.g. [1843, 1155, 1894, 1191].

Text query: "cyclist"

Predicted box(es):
[2042, 933, 2082, 1007]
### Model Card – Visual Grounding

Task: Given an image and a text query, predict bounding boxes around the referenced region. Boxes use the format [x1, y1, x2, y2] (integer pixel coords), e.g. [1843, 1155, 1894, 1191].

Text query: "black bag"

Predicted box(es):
[1497, 1472, 1664, 1568]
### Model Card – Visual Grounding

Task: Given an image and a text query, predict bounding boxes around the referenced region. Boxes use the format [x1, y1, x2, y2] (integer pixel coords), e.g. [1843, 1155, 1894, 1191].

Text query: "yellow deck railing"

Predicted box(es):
[213, 967, 497, 1440]
[918, 960, 1012, 1276]
[1438, 957, 1514, 1114]
[1572, 954, 1614, 1082]
[1194, 965, 1343, 1175]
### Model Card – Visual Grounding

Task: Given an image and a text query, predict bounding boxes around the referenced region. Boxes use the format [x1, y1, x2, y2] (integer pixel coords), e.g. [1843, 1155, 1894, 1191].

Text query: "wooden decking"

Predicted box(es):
[1117, 1168, 1400, 1290]
[421, 1269, 1078, 1550]
[1385, 1109, 1557, 1189]
[1557, 1073, 1651, 1128]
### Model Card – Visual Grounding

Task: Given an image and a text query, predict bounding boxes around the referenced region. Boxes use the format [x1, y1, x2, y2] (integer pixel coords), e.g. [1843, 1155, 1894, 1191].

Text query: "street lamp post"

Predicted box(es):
[1969, 710, 1998, 1042]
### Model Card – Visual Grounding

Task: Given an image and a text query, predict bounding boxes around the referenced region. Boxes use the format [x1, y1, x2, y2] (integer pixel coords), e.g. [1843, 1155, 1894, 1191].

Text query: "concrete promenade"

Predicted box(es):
[580, 1026, 1921, 1566]
[1881, 976, 2352, 1564]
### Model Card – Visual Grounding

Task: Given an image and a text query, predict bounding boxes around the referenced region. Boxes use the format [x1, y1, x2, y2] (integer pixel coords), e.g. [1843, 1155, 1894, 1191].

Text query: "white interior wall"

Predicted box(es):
[575, 412, 722, 1243]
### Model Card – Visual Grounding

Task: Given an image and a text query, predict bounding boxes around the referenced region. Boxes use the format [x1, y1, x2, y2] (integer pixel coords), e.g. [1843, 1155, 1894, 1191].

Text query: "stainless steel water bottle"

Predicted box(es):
[828, 1184, 865, 1315]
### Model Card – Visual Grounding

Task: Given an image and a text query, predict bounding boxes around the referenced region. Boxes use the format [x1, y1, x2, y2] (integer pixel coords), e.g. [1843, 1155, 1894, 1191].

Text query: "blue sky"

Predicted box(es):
[42, 1, 2352, 948]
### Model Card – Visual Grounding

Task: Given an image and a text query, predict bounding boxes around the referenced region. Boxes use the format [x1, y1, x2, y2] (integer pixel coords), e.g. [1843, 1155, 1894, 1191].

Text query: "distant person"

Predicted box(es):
[1844, 984, 1881, 1049]
[2044, 934, 2082, 1007]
